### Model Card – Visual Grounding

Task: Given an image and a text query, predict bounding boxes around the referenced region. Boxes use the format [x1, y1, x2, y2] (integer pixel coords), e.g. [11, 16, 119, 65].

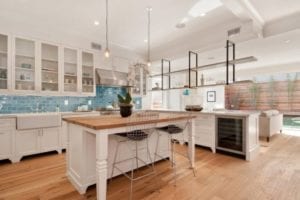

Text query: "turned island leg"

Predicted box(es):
[188, 119, 195, 168]
[96, 133, 109, 200]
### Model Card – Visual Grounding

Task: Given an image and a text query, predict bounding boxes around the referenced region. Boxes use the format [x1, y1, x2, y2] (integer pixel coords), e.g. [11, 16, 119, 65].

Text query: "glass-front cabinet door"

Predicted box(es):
[0, 34, 8, 90]
[81, 51, 94, 93]
[41, 43, 59, 92]
[14, 38, 36, 91]
[64, 48, 78, 93]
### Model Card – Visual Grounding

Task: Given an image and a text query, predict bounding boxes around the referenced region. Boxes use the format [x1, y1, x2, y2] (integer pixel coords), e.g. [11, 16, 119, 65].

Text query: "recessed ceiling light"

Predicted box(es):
[285, 40, 291, 43]
[144, 39, 148, 43]
[176, 23, 186, 29]
[189, 0, 222, 17]
[94, 21, 99, 26]
[200, 13, 206, 17]
[181, 17, 189, 23]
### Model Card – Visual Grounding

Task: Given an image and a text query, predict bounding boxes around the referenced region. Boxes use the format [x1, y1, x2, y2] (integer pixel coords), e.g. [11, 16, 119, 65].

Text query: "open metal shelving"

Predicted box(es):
[149, 40, 257, 91]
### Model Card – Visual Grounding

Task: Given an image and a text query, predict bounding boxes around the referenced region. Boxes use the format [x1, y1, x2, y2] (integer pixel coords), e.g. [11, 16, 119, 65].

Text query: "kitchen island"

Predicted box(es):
[149, 109, 261, 161]
[63, 112, 196, 200]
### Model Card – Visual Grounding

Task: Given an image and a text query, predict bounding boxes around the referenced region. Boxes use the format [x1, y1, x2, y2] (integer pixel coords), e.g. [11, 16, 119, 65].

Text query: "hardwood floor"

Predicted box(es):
[0, 134, 299, 200]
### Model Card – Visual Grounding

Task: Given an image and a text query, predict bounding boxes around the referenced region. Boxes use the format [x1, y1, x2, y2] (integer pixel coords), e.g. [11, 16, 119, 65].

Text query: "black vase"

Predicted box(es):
[120, 105, 132, 117]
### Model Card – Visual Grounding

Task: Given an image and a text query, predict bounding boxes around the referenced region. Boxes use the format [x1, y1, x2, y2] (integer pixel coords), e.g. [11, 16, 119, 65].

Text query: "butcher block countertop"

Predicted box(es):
[63, 112, 196, 130]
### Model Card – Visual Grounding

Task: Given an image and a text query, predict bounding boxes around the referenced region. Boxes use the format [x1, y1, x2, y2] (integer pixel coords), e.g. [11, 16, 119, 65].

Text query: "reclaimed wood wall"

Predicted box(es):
[225, 80, 300, 112]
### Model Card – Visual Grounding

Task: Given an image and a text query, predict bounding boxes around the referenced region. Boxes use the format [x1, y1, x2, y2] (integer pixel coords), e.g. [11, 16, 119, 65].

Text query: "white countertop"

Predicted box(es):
[148, 109, 260, 117]
[0, 111, 101, 119]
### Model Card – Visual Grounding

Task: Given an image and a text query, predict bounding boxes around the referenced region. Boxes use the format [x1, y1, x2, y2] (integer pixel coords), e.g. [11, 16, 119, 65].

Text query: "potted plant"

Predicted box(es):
[117, 92, 133, 117]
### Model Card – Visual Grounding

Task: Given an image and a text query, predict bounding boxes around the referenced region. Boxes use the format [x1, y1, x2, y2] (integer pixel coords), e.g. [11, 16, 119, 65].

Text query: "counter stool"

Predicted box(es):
[110, 112, 160, 200]
[154, 114, 196, 186]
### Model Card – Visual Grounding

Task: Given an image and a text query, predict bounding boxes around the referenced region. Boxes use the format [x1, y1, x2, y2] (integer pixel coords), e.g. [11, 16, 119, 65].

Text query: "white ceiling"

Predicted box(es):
[0, 0, 299, 61]
[249, 0, 300, 22]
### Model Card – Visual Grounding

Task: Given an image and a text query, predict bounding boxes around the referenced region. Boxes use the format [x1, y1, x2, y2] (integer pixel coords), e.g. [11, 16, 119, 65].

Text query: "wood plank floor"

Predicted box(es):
[0, 134, 299, 200]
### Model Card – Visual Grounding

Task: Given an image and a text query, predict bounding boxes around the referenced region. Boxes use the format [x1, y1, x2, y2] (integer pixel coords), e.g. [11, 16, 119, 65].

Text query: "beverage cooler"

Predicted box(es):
[216, 116, 246, 156]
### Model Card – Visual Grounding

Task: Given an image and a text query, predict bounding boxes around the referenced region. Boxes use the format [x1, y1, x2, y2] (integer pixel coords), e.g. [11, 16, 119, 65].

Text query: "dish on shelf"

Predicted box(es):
[65, 72, 76, 76]
[21, 63, 32, 69]
[42, 68, 57, 72]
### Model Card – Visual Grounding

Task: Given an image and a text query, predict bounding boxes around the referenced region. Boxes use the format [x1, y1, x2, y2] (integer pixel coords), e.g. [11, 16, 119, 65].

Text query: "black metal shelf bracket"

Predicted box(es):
[188, 51, 198, 88]
[161, 59, 171, 90]
[226, 40, 236, 85]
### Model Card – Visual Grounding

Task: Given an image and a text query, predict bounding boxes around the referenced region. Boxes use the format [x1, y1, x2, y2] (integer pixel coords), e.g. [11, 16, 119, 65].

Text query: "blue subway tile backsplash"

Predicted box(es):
[0, 86, 128, 114]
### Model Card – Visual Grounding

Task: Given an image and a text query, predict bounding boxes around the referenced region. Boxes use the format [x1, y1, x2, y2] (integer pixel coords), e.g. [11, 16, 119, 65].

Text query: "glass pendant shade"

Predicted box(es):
[104, 48, 110, 58]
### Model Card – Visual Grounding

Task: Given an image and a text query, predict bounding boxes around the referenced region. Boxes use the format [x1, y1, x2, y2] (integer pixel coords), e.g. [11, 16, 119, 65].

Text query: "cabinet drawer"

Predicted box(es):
[197, 128, 214, 135]
[0, 118, 16, 130]
[195, 116, 214, 124]
[195, 133, 213, 147]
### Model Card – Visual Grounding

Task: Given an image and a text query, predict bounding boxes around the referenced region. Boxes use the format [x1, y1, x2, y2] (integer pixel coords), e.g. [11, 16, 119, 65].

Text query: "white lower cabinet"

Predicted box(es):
[40, 127, 61, 152]
[0, 118, 16, 162]
[15, 127, 62, 162]
[180, 113, 216, 152]
[194, 114, 216, 152]
[16, 129, 40, 156]
[0, 130, 14, 160]
[0, 112, 101, 163]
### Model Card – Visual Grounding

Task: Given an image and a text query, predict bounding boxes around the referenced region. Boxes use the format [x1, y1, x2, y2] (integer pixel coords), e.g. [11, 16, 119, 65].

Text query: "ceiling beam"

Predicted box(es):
[221, 0, 264, 38]
[263, 12, 300, 37]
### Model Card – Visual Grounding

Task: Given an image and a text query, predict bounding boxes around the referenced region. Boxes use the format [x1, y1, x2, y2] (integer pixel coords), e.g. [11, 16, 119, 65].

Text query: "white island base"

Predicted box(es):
[65, 119, 195, 198]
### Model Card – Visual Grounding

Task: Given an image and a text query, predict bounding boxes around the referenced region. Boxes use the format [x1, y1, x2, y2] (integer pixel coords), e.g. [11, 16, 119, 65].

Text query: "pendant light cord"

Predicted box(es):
[147, 8, 151, 62]
[106, 0, 109, 50]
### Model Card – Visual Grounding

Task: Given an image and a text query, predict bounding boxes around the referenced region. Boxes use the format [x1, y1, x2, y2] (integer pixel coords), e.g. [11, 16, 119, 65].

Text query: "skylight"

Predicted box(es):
[188, 0, 223, 17]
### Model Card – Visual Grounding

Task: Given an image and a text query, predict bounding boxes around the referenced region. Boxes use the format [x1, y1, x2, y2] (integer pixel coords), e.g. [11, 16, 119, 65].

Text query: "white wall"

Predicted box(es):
[201, 85, 225, 110]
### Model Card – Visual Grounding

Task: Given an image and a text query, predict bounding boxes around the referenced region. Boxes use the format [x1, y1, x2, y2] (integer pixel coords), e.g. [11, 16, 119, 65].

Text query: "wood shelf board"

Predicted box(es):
[16, 67, 34, 72]
[42, 82, 58, 84]
[42, 58, 58, 63]
[64, 74, 77, 77]
[64, 61, 77, 65]
[16, 54, 35, 59]
[42, 70, 58, 74]
[15, 79, 34, 83]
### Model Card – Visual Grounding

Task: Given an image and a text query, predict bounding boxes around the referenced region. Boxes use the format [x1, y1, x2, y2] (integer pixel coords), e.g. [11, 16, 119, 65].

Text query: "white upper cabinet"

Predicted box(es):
[63, 48, 78, 93]
[41, 43, 59, 92]
[0, 34, 9, 90]
[3, 34, 96, 96]
[81, 51, 94, 94]
[14, 37, 36, 91]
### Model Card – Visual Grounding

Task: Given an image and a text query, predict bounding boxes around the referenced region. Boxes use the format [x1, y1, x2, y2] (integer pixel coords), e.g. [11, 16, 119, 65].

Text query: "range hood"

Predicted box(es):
[96, 69, 132, 87]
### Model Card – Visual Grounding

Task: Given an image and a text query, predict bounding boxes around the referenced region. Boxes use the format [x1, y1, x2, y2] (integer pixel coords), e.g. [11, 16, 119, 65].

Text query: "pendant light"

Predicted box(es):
[104, 0, 110, 58]
[146, 7, 152, 67]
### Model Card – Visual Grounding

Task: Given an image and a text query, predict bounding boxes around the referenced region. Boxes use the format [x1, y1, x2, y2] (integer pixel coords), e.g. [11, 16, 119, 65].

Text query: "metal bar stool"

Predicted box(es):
[110, 111, 160, 200]
[154, 113, 196, 186]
